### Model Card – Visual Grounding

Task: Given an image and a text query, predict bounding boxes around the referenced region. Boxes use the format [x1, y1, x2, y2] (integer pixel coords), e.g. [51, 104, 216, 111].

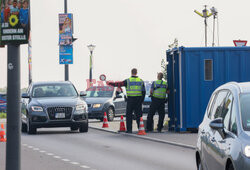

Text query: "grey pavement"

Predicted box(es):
[89, 115, 197, 149]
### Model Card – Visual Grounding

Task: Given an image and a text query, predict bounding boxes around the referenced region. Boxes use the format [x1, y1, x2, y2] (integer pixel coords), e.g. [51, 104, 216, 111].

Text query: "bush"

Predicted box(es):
[0, 112, 7, 119]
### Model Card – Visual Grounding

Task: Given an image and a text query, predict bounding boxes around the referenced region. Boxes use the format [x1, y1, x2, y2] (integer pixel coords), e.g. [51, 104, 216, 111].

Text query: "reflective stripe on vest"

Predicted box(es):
[126, 77, 143, 97]
[152, 80, 167, 99]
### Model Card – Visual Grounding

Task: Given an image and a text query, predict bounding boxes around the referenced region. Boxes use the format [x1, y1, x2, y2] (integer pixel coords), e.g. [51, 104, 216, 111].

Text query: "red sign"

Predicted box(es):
[233, 40, 247, 47]
[99, 74, 106, 81]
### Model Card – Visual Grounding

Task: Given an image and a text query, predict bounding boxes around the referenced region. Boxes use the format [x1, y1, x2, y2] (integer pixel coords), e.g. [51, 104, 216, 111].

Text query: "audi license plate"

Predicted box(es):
[55, 113, 65, 118]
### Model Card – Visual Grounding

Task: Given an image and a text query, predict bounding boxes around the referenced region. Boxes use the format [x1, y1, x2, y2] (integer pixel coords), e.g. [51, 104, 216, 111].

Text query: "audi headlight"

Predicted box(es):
[75, 104, 87, 114]
[76, 104, 85, 111]
[31, 106, 43, 112]
[93, 104, 101, 108]
[244, 146, 250, 157]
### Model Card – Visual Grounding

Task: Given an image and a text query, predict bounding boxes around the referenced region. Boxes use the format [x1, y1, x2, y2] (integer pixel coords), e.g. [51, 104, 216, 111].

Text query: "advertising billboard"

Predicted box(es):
[59, 13, 73, 46]
[0, 0, 30, 45]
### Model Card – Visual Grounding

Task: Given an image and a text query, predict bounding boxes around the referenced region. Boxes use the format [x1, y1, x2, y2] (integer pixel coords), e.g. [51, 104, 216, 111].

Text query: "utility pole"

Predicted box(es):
[194, 5, 212, 47]
[4, 0, 31, 169]
[6, 44, 21, 170]
[64, 0, 69, 81]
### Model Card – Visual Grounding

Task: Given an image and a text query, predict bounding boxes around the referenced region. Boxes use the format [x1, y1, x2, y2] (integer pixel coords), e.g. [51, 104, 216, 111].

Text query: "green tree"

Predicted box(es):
[162, 38, 179, 82]
[161, 59, 167, 81]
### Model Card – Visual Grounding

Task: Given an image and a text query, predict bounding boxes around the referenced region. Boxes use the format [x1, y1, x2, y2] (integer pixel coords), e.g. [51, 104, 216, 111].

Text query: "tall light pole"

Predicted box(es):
[194, 5, 213, 47]
[28, 33, 32, 85]
[64, 0, 69, 81]
[87, 44, 96, 85]
[210, 7, 218, 47]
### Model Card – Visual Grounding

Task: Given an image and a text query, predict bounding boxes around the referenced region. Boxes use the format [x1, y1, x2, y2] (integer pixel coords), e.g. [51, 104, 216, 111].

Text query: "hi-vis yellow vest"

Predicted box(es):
[126, 77, 143, 97]
[152, 80, 167, 99]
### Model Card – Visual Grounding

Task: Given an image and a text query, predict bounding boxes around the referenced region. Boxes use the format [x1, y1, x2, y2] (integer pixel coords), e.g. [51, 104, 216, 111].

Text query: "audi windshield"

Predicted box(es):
[32, 84, 78, 98]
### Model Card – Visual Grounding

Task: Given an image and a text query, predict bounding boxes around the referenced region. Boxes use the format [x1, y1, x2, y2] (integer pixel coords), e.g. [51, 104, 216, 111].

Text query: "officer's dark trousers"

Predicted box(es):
[126, 96, 143, 132]
[146, 97, 165, 131]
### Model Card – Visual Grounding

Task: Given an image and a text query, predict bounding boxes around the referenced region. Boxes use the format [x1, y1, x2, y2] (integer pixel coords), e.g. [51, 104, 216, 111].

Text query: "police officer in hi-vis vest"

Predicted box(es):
[108, 68, 146, 133]
[146, 72, 168, 132]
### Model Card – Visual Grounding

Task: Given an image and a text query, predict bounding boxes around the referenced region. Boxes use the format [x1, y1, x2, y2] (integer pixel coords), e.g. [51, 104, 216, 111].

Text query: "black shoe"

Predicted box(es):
[126, 131, 132, 133]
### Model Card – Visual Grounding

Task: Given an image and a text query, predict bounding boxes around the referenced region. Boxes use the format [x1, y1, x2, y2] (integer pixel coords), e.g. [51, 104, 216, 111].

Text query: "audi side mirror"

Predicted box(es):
[22, 93, 30, 98]
[80, 91, 87, 97]
[115, 94, 123, 99]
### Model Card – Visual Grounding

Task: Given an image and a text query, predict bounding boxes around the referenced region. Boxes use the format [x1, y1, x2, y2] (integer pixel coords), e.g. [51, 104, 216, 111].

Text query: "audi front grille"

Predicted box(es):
[47, 107, 73, 120]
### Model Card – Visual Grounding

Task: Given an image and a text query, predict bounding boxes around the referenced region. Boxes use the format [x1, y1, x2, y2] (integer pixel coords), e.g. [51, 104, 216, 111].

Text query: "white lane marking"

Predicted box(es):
[80, 165, 90, 169]
[22, 145, 93, 169]
[53, 156, 61, 159]
[70, 162, 80, 165]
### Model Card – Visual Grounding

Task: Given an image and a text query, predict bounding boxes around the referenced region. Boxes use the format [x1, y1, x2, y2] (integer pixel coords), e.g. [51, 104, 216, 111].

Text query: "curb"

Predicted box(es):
[89, 125, 196, 150]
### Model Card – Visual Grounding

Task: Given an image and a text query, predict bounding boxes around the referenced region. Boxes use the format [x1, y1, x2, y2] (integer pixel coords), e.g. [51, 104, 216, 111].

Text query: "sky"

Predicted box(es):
[1, 0, 250, 91]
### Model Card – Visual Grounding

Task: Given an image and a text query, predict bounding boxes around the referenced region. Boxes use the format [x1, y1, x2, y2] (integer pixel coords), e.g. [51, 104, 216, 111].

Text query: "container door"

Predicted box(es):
[167, 50, 180, 131]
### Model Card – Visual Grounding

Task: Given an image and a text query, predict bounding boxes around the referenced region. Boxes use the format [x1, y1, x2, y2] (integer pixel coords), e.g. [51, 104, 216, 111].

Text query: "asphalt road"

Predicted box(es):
[0, 128, 196, 170]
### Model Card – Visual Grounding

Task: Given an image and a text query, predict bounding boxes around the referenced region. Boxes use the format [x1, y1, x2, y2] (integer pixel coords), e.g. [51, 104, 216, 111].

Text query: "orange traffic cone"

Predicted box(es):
[0, 123, 6, 142]
[119, 115, 126, 132]
[137, 117, 146, 135]
[102, 112, 109, 128]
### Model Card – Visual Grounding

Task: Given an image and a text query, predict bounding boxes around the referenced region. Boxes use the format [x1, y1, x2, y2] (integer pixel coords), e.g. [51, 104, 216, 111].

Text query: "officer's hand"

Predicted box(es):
[106, 81, 113, 86]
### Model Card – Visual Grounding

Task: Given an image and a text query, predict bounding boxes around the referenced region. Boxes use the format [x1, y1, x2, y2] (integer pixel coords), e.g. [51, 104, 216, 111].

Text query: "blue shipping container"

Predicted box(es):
[167, 46, 250, 132]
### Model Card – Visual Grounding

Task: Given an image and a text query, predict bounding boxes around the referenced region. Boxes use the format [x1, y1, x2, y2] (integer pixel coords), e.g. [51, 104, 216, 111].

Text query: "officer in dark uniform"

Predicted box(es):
[146, 72, 168, 132]
[108, 68, 146, 133]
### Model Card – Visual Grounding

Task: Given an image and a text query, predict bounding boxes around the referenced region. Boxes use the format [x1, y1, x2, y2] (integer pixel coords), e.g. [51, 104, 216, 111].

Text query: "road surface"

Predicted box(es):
[0, 128, 196, 170]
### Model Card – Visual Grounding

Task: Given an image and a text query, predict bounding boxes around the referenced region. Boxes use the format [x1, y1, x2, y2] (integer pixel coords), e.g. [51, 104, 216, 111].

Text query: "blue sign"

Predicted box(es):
[59, 45, 73, 64]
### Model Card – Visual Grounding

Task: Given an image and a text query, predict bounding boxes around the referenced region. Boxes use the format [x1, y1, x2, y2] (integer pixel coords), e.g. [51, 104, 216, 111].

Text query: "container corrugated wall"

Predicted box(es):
[167, 47, 250, 132]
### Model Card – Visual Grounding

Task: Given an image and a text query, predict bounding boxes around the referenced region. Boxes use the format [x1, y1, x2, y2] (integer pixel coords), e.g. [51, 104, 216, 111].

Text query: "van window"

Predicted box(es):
[230, 102, 237, 135]
[240, 93, 250, 131]
[223, 93, 233, 130]
[210, 90, 228, 120]
[207, 93, 217, 119]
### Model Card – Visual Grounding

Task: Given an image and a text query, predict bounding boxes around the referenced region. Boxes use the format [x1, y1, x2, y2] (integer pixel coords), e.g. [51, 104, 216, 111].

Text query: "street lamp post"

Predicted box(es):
[87, 44, 96, 85]
[64, 0, 69, 81]
[210, 7, 218, 47]
[194, 5, 213, 47]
